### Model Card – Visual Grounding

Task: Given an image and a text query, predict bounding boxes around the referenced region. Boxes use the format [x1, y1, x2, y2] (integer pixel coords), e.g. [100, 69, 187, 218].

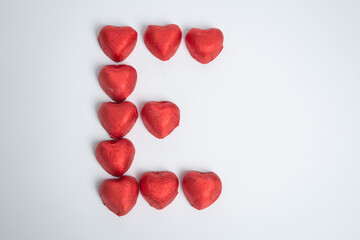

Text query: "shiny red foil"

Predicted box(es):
[96, 139, 135, 177]
[99, 101, 138, 139]
[100, 176, 139, 216]
[141, 101, 180, 139]
[182, 171, 222, 210]
[140, 171, 179, 210]
[144, 24, 182, 61]
[185, 28, 224, 64]
[98, 25, 137, 62]
[99, 65, 137, 102]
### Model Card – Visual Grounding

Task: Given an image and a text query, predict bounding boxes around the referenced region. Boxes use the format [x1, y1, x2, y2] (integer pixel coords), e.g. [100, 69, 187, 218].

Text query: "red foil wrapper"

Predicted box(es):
[144, 24, 182, 61]
[185, 28, 224, 64]
[98, 25, 137, 62]
[99, 101, 138, 139]
[140, 171, 179, 209]
[182, 171, 222, 210]
[141, 101, 180, 139]
[100, 176, 139, 216]
[96, 139, 135, 177]
[99, 65, 137, 102]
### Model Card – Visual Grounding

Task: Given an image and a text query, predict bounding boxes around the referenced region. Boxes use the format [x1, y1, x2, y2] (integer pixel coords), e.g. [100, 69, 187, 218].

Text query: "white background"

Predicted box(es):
[0, 0, 359, 239]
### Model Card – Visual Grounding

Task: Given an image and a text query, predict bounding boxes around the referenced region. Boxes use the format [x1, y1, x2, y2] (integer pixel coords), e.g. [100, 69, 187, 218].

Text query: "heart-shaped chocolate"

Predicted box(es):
[141, 101, 180, 139]
[100, 176, 139, 216]
[182, 171, 222, 210]
[98, 25, 137, 62]
[99, 65, 137, 102]
[96, 139, 135, 177]
[144, 24, 182, 61]
[99, 101, 138, 139]
[185, 28, 224, 64]
[140, 171, 179, 209]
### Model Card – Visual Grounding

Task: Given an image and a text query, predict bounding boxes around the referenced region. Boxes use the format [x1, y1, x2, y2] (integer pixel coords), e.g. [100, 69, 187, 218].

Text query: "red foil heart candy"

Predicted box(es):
[98, 25, 137, 62]
[99, 65, 137, 102]
[140, 171, 179, 210]
[144, 24, 182, 61]
[96, 139, 135, 177]
[99, 101, 138, 139]
[182, 171, 222, 210]
[141, 101, 180, 139]
[100, 176, 139, 216]
[185, 28, 224, 64]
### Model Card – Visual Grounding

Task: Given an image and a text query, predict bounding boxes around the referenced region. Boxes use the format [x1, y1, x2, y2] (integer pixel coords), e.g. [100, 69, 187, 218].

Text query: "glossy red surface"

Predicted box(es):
[99, 101, 138, 139]
[144, 24, 182, 61]
[185, 28, 224, 64]
[99, 65, 137, 102]
[182, 171, 222, 210]
[98, 25, 137, 62]
[100, 176, 139, 216]
[141, 101, 180, 139]
[140, 171, 179, 210]
[96, 139, 135, 177]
